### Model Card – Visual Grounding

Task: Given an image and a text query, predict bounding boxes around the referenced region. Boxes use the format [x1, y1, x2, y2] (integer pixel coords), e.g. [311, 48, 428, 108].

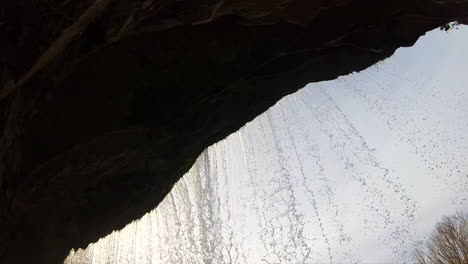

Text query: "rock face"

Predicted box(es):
[0, 0, 467, 263]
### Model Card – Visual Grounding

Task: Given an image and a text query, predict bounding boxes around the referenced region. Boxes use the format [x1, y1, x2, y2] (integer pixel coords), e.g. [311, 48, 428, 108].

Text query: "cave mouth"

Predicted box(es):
[2, 1, 468, 263]
[64, 26, 468, 264]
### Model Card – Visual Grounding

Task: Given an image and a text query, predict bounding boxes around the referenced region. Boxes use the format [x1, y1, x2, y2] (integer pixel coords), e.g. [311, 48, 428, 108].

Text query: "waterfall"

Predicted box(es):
[65, 27, 468, 264]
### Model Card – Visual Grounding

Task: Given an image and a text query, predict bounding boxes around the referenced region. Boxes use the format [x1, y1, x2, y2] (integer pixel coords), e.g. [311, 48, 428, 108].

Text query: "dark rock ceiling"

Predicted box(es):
[0, 0, 467, 263]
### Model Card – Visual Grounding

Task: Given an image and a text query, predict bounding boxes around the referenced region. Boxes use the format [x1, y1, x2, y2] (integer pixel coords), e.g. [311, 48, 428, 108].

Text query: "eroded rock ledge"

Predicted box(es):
[0, 0, 467, 263]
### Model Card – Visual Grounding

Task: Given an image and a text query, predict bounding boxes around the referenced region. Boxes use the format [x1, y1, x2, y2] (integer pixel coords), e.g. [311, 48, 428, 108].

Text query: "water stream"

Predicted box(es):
[65, 27, 468, 264]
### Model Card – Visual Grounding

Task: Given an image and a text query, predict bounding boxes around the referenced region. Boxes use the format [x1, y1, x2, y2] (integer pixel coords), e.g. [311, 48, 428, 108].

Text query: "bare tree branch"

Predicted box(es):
[413, 212, 468, 264]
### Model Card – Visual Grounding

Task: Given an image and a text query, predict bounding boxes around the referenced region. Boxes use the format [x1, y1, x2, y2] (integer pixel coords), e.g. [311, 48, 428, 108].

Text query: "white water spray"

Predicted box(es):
[65, 27, 468, 264]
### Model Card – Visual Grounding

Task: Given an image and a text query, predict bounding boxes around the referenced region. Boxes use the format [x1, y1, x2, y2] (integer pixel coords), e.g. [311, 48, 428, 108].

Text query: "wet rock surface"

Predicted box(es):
[0, 0, 467, 263]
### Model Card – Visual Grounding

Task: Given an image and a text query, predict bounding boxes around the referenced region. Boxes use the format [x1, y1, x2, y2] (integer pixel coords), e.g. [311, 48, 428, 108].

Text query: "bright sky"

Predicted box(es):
[305, 25, 468, 262]
[65, 26, 468, 264]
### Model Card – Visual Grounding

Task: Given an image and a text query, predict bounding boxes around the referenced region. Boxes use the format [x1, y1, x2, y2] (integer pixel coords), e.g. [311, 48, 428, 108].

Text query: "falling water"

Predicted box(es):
[65, 27, 468, 263]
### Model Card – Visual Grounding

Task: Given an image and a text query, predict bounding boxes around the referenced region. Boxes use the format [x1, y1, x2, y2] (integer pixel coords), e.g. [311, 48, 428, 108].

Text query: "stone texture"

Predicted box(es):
[0, 0, 467, 263]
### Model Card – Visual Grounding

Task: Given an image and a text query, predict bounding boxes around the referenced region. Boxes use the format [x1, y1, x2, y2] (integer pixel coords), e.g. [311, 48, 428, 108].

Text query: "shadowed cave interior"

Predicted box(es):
[0, 0, 468, 263]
